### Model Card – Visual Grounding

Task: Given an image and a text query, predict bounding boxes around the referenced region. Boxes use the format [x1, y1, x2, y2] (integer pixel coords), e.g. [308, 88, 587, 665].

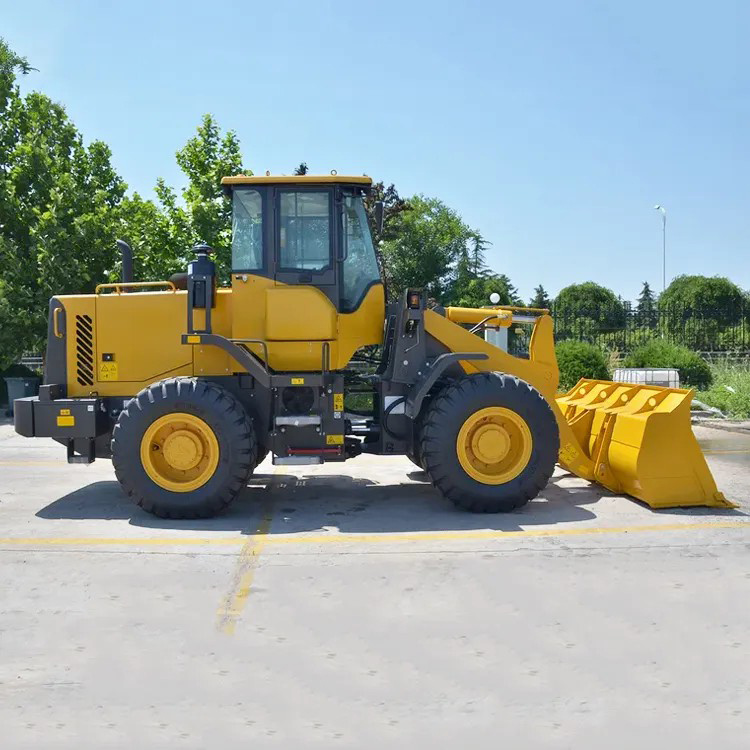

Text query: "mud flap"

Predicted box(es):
[555, 379, 734, 509]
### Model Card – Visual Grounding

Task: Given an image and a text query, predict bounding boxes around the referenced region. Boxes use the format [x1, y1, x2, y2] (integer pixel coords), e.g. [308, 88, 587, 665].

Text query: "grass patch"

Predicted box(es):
[697, 361, 750, 418]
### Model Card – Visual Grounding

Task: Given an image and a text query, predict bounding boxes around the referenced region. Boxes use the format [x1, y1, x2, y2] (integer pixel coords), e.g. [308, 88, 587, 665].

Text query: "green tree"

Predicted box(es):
[120, 114, 246, 283]
[468, 233, 491, 277]
[0, 39, 126, 366]
[363, 180, 410, 246]
[636, 280, 657, 327]
[657, 275, 747, 350]
[380, 195, 471, 301]
[452, 274, 520, 308]
[659, 275, 745, 319]
[529, 285, 551, 309]
[553, 281, 626, 343]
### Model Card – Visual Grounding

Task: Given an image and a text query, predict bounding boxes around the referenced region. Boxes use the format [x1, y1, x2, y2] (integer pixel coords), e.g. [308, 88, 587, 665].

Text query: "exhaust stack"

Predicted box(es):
[116, 239, 134, 286]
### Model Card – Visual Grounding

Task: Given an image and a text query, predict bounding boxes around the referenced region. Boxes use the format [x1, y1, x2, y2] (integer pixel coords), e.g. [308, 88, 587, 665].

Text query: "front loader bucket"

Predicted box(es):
[555, 379, 733, 509]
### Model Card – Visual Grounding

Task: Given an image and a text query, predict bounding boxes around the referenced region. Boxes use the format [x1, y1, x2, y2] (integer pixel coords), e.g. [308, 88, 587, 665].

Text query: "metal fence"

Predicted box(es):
[551, 304, 750, 355]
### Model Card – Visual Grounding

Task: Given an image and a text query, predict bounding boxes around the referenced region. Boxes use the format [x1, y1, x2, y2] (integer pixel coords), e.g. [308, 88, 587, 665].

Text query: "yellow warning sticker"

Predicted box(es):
[291, 377, 305, 385]
[57, 415, 75, 427]
[99, 362, 119, 381]
[326, 434, 344, 445]
[333, 393, 344, 411]
[59, 409, 71, 416]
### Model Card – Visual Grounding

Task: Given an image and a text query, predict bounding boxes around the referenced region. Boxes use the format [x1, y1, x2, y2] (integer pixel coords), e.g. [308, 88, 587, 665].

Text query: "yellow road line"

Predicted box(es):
[0, 520, 747, 551]
[215, 500, 274, 635]
[214, 469, 283, 635]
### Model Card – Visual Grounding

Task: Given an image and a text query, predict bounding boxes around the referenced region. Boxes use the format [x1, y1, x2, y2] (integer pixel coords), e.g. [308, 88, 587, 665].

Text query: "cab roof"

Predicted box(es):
[221, 174, 372, 187]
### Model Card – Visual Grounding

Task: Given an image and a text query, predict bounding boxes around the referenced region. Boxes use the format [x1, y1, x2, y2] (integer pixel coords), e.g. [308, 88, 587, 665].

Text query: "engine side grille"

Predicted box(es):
[75, 314, 95, 386]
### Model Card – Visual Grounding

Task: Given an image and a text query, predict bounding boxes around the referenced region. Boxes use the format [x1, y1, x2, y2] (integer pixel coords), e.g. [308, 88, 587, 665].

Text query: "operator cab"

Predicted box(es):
[223, 174, 382, 312]
[221, 174, 386, 371]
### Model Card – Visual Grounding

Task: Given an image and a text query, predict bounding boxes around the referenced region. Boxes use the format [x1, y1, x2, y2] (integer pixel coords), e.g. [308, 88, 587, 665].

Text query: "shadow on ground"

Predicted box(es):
[35, 468, 747, 535]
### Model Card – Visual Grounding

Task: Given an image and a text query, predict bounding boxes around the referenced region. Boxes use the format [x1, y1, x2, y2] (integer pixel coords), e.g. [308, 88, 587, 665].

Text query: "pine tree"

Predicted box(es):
[529, 285, 551, 309]
[637, 281, 657, 327]
[469, 232, 491, 276]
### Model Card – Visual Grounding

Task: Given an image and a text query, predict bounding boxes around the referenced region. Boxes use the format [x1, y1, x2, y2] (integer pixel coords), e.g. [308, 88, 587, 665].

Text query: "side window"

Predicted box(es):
[279, 191, 331, 271]
[232, 189, 263, 270]
[341, 195, 381, 311]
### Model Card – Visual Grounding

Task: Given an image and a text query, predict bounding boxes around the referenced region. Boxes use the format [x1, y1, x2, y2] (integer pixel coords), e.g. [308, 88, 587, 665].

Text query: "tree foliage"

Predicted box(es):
[529, 284, 551, 309]
[380, 195, 473, 301]
[452, 274, 521, 308]
[659, 275, 746, 319]
[623, 340, 712, 389]
[636, 281, 657, 327]
[363, 180, 410, 246]
[555, 340, 610, 391]
[554, 281, 626, 340]
[0, 39, 125, 367]
[121, 114, 246, 284]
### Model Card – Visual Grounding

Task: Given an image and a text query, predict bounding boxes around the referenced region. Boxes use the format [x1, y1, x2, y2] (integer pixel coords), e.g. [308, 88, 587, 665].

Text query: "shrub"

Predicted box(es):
[697, 362, 750, 418]
[623, 340, 712, 389]
[555, 340, 610, 391]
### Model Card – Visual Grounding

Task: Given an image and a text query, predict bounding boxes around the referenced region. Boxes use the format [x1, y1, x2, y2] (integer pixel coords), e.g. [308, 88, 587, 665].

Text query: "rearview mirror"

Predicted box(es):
[374, 201, 385, 236]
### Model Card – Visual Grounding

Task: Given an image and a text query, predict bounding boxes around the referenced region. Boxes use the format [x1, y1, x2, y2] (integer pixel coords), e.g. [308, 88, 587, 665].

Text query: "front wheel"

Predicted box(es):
[419, 373, 558, 512]
[112, 377, 256, 518]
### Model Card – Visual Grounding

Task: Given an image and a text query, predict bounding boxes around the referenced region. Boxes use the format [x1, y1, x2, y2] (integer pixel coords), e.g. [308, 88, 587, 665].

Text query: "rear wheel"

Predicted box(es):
[420, 372, 558, 512]
[112, 377, 255, 518]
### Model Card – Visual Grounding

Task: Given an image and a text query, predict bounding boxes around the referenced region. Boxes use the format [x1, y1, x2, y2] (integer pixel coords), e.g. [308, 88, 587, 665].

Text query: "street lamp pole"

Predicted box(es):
[654, 204, 667, 291]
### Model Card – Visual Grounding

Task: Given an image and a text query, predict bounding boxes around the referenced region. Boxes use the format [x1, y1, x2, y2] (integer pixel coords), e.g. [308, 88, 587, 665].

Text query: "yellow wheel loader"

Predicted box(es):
[13, 174, 731, 518]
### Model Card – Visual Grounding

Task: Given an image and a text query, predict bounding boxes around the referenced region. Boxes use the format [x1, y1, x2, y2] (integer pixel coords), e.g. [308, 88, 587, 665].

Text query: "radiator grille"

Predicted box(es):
[75, 314, 95, 386]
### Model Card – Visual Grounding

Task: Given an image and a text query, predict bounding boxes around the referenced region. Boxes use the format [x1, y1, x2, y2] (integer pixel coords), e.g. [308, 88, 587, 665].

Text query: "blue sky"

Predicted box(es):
[3, 0, 748, 302]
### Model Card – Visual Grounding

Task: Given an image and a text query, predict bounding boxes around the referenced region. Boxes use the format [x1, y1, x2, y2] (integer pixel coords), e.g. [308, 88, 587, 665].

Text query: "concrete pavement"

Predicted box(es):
[1, 419, 749, 748]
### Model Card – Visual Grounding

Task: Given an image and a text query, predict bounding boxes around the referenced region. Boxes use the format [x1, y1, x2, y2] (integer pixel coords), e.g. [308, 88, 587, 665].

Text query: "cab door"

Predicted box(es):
[265, 187, 340, 344]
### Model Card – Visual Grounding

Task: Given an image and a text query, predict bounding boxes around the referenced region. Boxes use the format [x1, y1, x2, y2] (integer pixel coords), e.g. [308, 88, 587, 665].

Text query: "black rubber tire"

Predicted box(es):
[254, 447, 270, 466]
[112, 377, 256, 519]
[420, 372, 558, 513]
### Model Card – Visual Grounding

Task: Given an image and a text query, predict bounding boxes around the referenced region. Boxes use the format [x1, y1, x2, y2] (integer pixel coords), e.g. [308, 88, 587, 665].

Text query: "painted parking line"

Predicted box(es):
[0, 520, 748, 551]
[215, 497, 275, 635]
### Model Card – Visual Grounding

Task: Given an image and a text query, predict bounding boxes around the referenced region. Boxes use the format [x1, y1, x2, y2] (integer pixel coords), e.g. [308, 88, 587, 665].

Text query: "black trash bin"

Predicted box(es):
[4, 377, 40, 417]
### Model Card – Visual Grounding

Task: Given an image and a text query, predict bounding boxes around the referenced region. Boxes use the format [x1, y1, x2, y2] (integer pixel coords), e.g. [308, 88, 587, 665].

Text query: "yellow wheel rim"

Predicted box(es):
[140, 413, 220, 493]
[456, 407, 533, 485]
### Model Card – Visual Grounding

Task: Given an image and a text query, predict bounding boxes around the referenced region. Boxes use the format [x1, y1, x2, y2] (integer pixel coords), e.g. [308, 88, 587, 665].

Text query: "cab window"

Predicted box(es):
[341, 195, 381, 311]
[232, 189, 263, 270]
[279, 191, 331, 271]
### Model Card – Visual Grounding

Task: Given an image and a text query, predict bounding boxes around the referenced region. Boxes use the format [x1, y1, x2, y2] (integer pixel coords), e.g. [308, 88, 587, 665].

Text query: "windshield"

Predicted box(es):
[341, 195, 381, 311]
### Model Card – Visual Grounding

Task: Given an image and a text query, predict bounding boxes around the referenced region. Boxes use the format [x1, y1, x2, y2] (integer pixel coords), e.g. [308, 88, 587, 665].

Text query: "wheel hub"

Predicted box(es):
[456, 407, 533, 485]
[140, 413, 220, 493]
[471, 424, 511, 464]
[162, 429, 204, 471]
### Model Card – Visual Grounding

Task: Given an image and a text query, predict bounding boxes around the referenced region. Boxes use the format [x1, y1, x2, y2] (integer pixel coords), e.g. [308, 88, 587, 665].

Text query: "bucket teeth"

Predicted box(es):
[555, 378, 734, 509]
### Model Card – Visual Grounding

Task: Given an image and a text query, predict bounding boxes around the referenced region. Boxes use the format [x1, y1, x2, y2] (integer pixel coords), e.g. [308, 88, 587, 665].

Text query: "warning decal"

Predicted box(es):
[99, 362, 119, 381]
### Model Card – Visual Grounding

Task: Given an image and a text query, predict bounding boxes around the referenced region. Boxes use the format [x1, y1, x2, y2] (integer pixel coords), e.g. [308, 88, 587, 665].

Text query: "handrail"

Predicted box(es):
[96, 280, 176, 294]
[231, 338, 270, 376]
[53, 307, 64, 338]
